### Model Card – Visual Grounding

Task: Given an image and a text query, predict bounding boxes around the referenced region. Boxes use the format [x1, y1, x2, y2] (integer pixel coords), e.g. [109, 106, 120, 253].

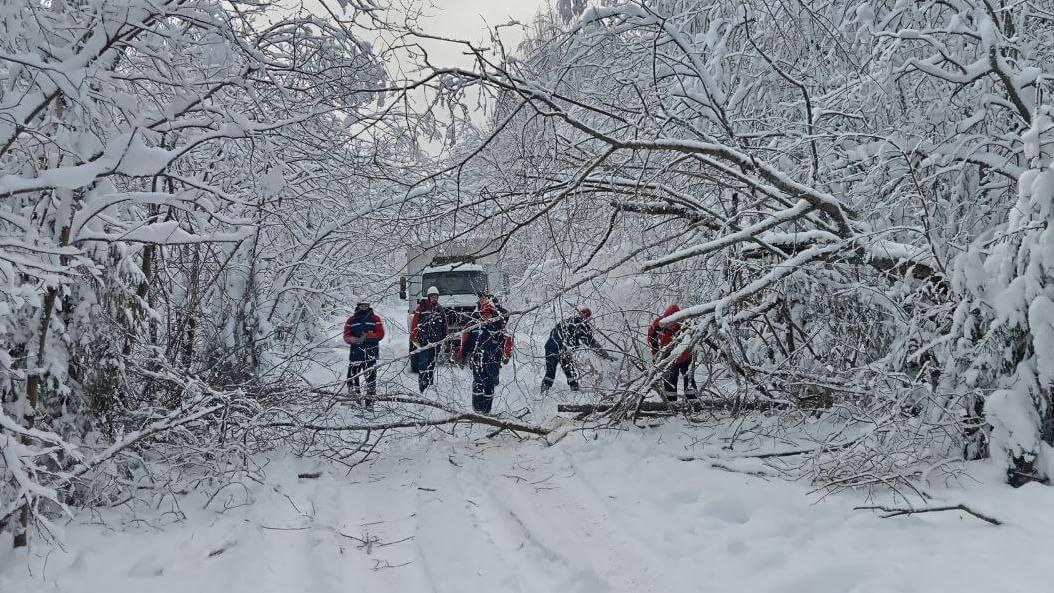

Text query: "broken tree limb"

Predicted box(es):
[485, 407, 533, 439]
[261, 413, 549, 436]
[854, 504, 1002, 526]
[735, 437, 864, 460]
[543, 418, 576, 446]
[1, 386, 228, 526]
[673, 454, 779, 478]
[676, 436, 864, 464]
[557, 399, 779, 414]
[275, 391, 551, 436]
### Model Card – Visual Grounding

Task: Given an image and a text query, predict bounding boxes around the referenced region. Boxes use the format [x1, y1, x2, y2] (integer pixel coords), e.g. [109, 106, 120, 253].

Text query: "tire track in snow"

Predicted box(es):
[451, 446, 678, 593]
[409, 443, 525, 593]
[456, 446, 683, 593]
[552, 438, 711, 562]
[330, 453, 433, 593]
[447, 448, 594, 593]
[303, 472, 362, 592]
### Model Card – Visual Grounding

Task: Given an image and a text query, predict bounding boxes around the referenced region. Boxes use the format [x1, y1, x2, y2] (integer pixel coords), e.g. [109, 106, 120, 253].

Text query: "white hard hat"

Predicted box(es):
[350, 294, 367, 305]
[426, 286, 439, 296]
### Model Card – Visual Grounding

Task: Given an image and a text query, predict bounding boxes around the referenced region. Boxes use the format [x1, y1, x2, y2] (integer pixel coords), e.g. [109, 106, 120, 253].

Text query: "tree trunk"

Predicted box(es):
[14, 232, 64, 547]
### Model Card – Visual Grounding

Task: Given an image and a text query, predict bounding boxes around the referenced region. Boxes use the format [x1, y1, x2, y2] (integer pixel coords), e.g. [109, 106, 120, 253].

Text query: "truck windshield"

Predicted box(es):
[421, 271, 488, 296]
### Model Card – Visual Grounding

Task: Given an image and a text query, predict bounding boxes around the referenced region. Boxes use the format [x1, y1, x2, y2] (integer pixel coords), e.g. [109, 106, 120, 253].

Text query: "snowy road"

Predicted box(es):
[3, 309, 1054, 592]
[4, 425, 1053, 593]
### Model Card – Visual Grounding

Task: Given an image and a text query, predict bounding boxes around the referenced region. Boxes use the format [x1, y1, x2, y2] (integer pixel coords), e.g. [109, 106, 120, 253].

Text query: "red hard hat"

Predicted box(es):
[579, 307, 592, 319]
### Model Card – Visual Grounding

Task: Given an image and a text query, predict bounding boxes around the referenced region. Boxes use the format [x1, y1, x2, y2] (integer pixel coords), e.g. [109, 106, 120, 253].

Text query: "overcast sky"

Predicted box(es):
[404, 0, 550, 68]
[368, 0, 552, 144]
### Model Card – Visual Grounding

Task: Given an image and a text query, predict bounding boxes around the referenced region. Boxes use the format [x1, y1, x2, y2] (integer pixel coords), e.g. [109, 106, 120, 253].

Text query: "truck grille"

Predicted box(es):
[447, 307, 477, 332]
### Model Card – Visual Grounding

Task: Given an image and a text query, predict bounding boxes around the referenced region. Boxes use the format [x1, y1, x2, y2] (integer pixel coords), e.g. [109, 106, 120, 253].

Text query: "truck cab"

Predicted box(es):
[421, 263, 489, 306]
[419, 263, 489, 335]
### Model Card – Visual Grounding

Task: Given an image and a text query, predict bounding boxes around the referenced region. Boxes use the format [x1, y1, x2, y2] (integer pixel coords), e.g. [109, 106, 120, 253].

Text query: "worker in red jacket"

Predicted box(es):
[344, 297, 385, 408]
[647, 304, 697, 401]
[457, 301, 513, 413]
[411, 286, 449, 393]
[470, 293, 509, 385]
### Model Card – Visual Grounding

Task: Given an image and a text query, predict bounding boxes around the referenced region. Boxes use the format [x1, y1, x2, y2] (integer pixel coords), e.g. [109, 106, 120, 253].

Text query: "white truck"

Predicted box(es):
[399, 242, 505, 372]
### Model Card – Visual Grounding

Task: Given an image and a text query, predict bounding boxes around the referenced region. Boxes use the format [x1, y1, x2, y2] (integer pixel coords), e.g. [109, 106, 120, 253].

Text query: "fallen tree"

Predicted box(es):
[273, 391, 552, 436]
[406, 0, 1054, 489]
[556, 399, 779, 414]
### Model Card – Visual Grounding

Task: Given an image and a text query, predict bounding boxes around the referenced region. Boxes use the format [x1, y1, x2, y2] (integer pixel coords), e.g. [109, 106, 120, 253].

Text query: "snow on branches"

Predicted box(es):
[412, 0, 1053, 487]
[0, 0, 397, 547]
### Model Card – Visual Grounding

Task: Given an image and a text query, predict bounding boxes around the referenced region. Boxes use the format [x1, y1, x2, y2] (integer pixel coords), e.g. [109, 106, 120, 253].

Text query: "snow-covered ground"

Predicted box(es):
[3, 425, 1052, 593]
[2, 303, 1053, 592]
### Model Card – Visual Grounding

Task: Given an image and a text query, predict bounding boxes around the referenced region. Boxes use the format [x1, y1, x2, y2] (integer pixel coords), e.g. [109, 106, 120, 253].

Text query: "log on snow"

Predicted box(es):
[556, 400, 778, 414]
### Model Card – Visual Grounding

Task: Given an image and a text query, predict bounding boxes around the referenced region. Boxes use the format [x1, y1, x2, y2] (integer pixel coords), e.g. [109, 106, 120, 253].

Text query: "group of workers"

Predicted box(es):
[343, 288, 698, 413]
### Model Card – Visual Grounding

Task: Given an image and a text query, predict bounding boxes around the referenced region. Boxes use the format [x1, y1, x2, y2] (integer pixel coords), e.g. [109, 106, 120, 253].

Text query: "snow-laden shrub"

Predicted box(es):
[947, 117, 1054, 484]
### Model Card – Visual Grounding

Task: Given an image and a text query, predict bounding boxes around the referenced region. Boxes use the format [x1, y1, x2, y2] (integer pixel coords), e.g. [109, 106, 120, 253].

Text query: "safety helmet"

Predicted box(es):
[579, 307, 592, 319]
[427, 286, 440, 296]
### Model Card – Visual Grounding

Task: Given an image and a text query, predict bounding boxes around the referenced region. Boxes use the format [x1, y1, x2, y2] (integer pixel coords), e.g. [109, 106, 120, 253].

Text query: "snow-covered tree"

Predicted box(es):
[417, 0, 1053, 486]
[0, 0, 402, 547]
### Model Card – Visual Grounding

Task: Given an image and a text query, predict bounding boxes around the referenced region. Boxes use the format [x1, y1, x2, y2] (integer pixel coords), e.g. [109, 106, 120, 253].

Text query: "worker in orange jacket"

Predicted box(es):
[647, 305, 697, 401]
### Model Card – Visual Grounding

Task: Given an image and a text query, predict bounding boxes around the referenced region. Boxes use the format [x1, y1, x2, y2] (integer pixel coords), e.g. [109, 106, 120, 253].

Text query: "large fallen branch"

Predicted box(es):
[556, 399, 779, 414]
[676, 436, 862, 462]
[854, 504, 1002, 526]
[0, 387, 229, 526]
[277, 390, 551, 436]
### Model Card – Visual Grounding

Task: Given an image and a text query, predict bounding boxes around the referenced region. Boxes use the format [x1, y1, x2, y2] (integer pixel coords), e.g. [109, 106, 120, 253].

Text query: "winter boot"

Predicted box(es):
[568, 382, 580, 392]
[472, 392, 493, 413]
